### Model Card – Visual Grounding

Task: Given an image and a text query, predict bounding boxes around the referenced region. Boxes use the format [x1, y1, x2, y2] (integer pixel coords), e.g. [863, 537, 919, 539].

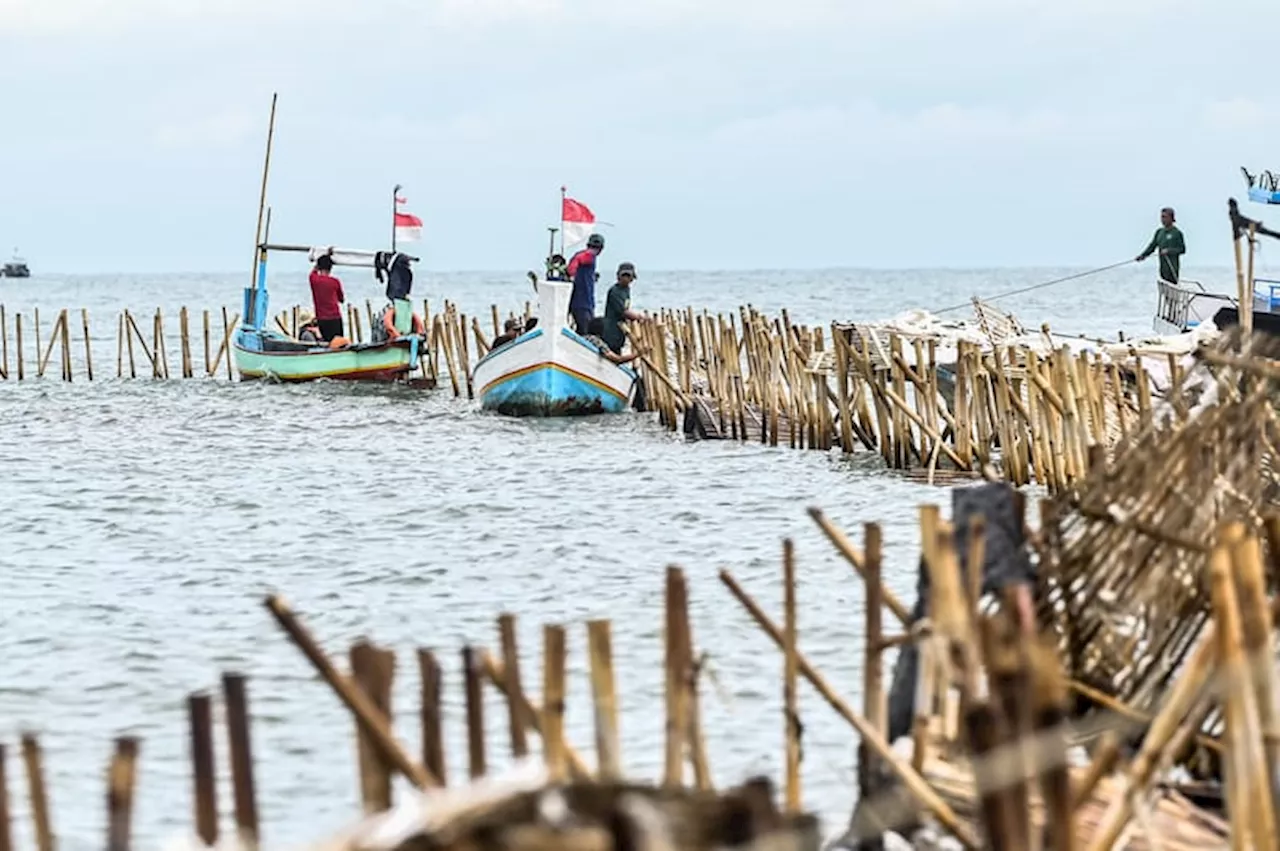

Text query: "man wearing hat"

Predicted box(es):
[602, 261, 650, 355]
[1135, 206, 1186, 284]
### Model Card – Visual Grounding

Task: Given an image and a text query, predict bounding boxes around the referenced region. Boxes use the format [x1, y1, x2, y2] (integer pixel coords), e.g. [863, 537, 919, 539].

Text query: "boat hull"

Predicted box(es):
[233, 329, 421, 383]
[472, 326, 636, 417]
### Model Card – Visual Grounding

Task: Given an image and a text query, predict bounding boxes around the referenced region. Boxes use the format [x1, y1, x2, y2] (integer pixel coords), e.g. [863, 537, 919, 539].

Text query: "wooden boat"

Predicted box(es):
[234, 245, 427, 383]
[1, 248, 30, 278]
[471, 274, 638, 416]
[231, 94, 428, 385]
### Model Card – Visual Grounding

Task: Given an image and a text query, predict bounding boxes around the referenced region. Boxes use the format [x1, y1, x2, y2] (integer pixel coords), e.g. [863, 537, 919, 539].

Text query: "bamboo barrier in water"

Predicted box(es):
[0, 297, 1206, 499]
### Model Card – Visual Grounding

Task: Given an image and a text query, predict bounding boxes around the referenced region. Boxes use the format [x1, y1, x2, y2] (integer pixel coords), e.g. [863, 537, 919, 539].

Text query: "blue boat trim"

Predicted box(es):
[473, 329, 544, 369]
[558, 327, 638, 380]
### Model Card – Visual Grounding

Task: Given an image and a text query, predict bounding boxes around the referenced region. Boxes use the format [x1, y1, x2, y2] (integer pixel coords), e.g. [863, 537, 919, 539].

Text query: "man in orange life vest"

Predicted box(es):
[566, 233, 604, 335]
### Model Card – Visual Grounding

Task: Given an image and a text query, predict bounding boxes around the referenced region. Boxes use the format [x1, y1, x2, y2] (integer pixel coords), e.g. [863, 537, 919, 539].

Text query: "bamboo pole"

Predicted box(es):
[105, 737, 139, 851]
[263, 595, 438, 788]
[0, 304, 8, 379]
[81, 309, 93, 381]
[542, 625, 568, 782]
[417, 650, 447, 786]
[179, 307, 193, 378]
[587, 619, 621, 779]
[0, 743, 10, 851]
[188, 694, 219, 846]
[664, 566, 691, 788]
[21, 734, 53, 851]
[718, 569, 978, 850]
[783, 538, 802, 812]
[350, 642, 396, 812]
[14, 314, 21, 381]
[463, 646, 487, 780]
[497, 614, 529, 758]
[479, 653, 592, 778]
[862, 523, 885, 791]
[221, 673, 259, 851]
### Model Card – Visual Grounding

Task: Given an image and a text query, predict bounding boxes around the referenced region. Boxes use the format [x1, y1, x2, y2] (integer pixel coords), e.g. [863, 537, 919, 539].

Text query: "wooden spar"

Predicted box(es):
[247, 93, 278, 326]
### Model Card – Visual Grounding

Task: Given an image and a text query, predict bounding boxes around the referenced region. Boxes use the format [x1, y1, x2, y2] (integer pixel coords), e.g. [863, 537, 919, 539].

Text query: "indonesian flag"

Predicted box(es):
[394, 194, 422, 243]
[561, 193, 596, 250]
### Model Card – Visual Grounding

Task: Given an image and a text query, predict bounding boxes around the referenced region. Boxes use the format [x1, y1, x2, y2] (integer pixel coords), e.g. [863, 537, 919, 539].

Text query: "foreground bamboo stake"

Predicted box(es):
[718, 569, 979, 849]
[263, 595, 438, 789]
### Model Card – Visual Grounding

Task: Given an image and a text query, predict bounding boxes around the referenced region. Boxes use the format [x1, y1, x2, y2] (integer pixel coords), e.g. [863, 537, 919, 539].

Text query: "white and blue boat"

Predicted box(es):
[470, 275, 638, 416]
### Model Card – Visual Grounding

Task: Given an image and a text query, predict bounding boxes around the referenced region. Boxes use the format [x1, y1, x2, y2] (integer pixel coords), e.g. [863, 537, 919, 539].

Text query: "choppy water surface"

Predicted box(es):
[0, 265, 1231, 850]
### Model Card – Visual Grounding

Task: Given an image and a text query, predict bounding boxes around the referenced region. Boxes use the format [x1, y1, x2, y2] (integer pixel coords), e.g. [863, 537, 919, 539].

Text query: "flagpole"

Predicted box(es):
[391, 183, 401, 252]
[559, 185, 566, 257]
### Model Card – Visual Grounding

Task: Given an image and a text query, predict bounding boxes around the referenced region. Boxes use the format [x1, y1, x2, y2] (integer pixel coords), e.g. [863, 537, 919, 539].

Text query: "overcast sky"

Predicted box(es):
[1, 0, 1276, 272]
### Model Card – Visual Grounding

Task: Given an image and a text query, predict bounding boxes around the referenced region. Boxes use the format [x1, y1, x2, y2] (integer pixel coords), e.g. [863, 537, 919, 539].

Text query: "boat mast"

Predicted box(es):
[391, 183, 401, 252]
[247, 93, 279, 323]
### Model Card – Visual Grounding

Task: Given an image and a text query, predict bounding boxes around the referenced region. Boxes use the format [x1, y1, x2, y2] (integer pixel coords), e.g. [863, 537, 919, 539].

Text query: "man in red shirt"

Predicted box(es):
[308, 251, 346, 341]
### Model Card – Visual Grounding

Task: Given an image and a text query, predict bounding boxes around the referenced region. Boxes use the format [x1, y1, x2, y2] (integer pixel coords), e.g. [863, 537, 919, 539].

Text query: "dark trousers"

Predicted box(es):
[317, 317, 344, 341]
[570, 308, 593, 336]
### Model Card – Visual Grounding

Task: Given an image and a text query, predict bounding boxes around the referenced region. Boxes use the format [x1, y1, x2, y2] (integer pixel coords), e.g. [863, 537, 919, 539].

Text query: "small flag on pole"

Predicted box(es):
[561, 193, 596, 250]
[394, 193, 422, 243]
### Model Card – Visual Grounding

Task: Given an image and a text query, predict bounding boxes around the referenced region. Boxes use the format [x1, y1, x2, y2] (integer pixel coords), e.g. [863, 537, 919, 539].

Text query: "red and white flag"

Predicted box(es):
[394, 194, 422, 243]
[561, 192, 596, 250]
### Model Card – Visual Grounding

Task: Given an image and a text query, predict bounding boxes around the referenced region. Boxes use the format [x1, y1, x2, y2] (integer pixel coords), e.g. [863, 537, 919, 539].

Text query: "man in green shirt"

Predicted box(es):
[601, 261, 650, 354]
[1135, 206, 1186, 283]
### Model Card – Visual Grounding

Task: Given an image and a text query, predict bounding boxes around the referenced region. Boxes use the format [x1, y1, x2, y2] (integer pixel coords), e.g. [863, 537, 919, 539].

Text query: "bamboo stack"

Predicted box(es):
[633, 301, 1154, 493]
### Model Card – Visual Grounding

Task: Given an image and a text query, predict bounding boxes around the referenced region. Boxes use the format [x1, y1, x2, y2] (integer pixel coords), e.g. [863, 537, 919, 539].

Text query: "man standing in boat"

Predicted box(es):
[566, 233, 604, 335]
[1135, 206, 1186, 284]
[309, 249, 346, 342]
[602, 262, 651, 355]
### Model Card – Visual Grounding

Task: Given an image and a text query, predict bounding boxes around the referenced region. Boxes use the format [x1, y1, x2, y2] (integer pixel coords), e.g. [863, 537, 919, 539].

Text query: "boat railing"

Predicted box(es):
[1155, 279, 1196, 331]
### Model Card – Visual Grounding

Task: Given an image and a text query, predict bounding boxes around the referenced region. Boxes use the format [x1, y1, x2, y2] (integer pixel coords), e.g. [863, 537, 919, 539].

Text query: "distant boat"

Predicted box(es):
[472, 272, 637, 416]
[1, 248, 29, 278]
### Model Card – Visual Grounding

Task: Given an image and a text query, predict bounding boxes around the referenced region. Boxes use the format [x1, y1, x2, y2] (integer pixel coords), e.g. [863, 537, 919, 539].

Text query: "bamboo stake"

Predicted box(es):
[862, 523, 885, 792]
[350, 642, 396, 812]
[33, 308, 40, 374]
[188, 694, 218, 846]
[718, 570, 978, 850]
[60, 311, 72, 382]
[417, 650, 447, 786]
[105, 737, 139, 851]
[264, 595, 438, 788]
[479, 653, 592, 778]
[1211, 530, 1272, 849]
[179, 307, 193, 378]
[497, 614, 529, 758]
[221, 673, 259, 851]
[21, 734, 53, 851]
[783, 538, 802, 812]
[0, 743, 10, 851]
[663, 566, 691, 788]
[0, 304, 8, 379]
[587, 619, 621, 779]
[37, 311, 60, 378]
[1227, 525, 1280, 826]
[203, 310, 211, 374]
[81, 309, 93, 381]
[542, 624, 568, 782]
[808, 508, 911, 626]
[463, 646, 487, 780]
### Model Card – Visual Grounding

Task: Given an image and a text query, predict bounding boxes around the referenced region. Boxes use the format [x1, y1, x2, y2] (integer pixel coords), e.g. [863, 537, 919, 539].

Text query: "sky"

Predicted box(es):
[1, 0, 1278, 273]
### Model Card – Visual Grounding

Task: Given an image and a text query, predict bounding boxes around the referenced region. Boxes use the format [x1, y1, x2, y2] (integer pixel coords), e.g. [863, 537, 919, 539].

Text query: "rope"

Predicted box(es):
[934, 259, 1136, 315]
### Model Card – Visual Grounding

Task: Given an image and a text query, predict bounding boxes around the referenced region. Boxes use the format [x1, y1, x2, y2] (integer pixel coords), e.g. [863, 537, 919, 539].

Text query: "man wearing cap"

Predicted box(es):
[1135, 207, 1186, 284]
[602, 261, 650, 355]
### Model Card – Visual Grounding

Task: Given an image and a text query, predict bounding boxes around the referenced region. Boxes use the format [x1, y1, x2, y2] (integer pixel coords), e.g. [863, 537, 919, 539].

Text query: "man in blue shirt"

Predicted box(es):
[566, 233, 604, 335]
